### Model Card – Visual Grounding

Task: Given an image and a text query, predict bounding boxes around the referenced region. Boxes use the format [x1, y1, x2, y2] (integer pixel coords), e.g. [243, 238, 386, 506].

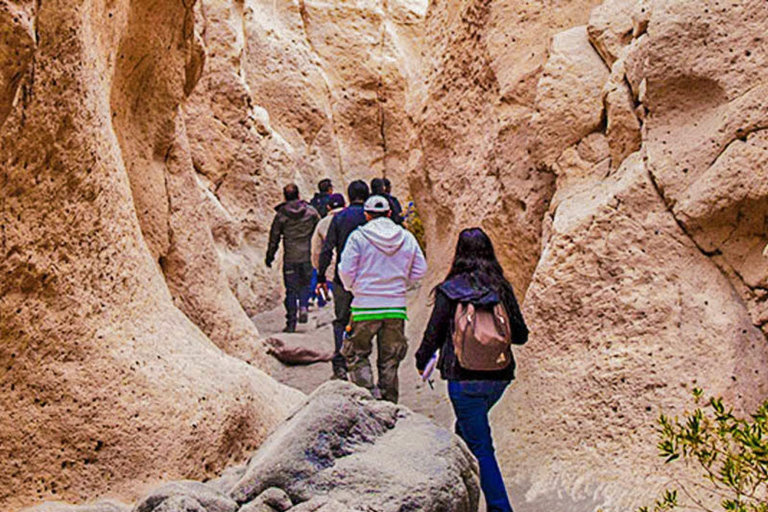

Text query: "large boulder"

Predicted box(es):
[229, 381, 480, 512]
[494, 155, 768, 510]
[640, 0, 768, 337]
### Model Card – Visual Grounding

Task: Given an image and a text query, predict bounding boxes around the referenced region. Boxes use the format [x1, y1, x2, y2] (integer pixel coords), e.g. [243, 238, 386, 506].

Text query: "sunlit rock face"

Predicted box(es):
[184, 0, 427, 314]
[444, 0, 768, 510]
[0, 0, 303, 510]
[2, 0, 767, 510]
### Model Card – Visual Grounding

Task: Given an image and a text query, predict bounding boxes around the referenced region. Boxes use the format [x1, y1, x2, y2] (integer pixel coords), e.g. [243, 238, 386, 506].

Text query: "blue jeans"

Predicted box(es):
[283, 262, 312, 326]
[448, 380, 513, 512]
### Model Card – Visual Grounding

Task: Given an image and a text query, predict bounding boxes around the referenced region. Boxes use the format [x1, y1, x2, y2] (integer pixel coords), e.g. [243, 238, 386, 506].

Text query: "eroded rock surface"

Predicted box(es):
[230, 381, 480, 512]
[0, 1, 302, 510]
[20, 383, 478, 512]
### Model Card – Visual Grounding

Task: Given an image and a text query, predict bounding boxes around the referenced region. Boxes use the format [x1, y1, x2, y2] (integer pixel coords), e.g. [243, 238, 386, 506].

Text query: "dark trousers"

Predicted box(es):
[448, 380, 513, 512]
[332, 284, 353, 375]
[342, 318, 407, 403]
[283, 262, 312, 327]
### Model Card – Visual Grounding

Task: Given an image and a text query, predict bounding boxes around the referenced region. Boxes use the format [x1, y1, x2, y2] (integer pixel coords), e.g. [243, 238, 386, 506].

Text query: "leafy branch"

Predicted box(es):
[639, 389, 768, 512]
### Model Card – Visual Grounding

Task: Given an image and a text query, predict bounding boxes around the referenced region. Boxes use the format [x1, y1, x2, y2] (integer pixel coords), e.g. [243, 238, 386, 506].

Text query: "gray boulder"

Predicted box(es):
[229, 381, 479, 512]
[151, 497, 205, 512]
[289, 497, 353, 512]
[238, 488, 292, 512]
[133, 481, 237, 512]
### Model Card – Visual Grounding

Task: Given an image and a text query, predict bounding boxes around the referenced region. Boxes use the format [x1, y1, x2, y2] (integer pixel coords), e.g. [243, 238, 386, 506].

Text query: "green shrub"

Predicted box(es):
[640, 389, 768, 512]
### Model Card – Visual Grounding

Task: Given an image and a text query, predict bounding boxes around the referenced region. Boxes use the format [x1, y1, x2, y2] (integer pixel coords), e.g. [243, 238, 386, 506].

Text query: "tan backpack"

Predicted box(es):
[452, 302, 513, 371]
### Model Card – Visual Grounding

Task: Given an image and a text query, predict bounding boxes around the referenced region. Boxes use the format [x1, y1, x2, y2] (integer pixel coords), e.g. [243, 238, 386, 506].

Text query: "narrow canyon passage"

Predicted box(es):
[2, 0, 768, 511]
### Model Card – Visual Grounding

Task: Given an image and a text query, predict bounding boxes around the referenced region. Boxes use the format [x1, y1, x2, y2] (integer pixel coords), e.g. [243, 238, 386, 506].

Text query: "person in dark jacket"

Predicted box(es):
[266, 183, 320, 332]
[383, 178, 404, 223]
[309, 178, 334, 218]
[371, 178, 403, 225]
[317, 180, 370, 380]
[415, 228, 528, 512]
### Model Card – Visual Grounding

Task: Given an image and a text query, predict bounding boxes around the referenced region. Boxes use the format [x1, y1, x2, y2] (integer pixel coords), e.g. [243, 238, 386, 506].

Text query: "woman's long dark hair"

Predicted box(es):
[436, 227, 525, 326]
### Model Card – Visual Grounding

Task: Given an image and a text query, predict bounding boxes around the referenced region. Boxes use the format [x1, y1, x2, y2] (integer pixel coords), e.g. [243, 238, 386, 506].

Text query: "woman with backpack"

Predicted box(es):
[415, 227, 528, 512]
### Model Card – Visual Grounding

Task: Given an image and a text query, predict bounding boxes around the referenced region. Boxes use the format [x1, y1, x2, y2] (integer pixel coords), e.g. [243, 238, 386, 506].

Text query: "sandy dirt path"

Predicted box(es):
[251, 286, 455, 428]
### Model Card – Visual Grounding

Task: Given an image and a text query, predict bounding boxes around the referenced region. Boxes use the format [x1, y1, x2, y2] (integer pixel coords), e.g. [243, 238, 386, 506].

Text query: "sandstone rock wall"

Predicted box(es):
[3, 0, 768, 510]
[185, 0, 427, 314]
[0, 1, 303, 510]
[430, 0, 768, 509]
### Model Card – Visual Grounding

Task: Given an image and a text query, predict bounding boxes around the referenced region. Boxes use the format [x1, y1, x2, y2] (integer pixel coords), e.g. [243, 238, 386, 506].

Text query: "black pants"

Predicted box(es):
[283, 262, 313, 326]
[332, 284, 353, 374]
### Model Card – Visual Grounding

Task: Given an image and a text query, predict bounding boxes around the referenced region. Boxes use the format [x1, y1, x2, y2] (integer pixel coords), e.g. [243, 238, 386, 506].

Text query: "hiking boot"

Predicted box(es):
[330, 370, 348, 381]
[298, 307, 309, 324]
[282, 323, 296, 333]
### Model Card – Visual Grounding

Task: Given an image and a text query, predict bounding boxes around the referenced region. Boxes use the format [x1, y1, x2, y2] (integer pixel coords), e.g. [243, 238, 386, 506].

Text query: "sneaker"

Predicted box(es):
[298, 307, 309, 324]
[282, 324, 296, 333]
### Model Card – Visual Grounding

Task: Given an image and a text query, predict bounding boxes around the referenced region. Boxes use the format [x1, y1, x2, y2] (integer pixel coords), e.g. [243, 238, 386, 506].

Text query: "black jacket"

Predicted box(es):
[317, 203, 367, 284]
[386, 194, 404, 225]
[415, 272, 528, 381]
[310, 192, 332, 218]
[266, 200, 320, 266]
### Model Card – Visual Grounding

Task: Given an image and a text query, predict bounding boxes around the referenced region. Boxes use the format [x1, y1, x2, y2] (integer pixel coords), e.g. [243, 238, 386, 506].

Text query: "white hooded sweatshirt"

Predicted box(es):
[338, 217, 427, 309]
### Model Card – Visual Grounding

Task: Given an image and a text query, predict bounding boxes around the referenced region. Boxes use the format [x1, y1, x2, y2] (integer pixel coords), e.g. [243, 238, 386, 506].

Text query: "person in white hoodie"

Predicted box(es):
[337, 195, 428, 403]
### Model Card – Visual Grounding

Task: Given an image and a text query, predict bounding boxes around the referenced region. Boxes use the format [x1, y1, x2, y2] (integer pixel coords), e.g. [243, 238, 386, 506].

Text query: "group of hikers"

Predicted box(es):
[265, 178, 529, 512]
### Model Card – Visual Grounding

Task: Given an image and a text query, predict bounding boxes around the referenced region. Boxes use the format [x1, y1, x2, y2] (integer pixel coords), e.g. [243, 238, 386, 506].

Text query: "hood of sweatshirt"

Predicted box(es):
[276, 199, 313, 219]
[358, 217, 407, 256]
[439, 273, 500, 306]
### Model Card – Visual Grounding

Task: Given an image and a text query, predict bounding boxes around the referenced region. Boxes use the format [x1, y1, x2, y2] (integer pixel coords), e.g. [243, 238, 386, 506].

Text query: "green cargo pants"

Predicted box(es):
[341, 318, 408, 403]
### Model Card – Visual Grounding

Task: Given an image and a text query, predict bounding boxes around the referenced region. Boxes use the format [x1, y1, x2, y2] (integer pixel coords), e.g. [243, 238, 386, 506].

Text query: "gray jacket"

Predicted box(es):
[266, 200, 320, 266]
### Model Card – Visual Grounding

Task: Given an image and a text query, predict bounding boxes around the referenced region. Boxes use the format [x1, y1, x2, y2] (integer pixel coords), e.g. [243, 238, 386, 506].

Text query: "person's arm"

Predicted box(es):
[265, 214, 282, 267]
[415, 290, 452, 371]
[408, 236, 428, 283]
[317, 215, 338, 282]
[337, 232, 361, 291]
[311, 226, 323, 269]
[503, 289, 529, 345]
[387, 196, 404, 225]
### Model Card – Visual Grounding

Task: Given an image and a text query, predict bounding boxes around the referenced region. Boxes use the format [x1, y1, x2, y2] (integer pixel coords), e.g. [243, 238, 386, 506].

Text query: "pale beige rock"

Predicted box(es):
[0, 1, 302, 511]
[0, 0, 34, 127]
[412, 0, 602, 294]
[641, 0, 768, 335]
[495, 155, 768, 511]
[603, 60, 642, 168]
[531, 26, 610, 168]
[587, 0, 637, 65]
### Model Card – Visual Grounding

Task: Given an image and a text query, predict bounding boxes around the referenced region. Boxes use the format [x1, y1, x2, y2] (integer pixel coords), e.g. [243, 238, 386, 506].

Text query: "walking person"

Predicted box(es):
[370, 177, 404, 225]
[310, 193, 346, 307]
[337, 195, 427, 403]
[317, 180, 370, 380]
[310, 178, 334, 218]
[265, 183, 320, 333]
[382, 177, 404, 223]
[415, 228, 528, 512]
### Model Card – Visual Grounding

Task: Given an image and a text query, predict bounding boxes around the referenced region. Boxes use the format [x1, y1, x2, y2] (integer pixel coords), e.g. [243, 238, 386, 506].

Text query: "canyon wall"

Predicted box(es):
[0, 0, 305, 510]
[184, 0, 427, 314]
[409, 0, 768, 510]
[2, 0, 767, 511]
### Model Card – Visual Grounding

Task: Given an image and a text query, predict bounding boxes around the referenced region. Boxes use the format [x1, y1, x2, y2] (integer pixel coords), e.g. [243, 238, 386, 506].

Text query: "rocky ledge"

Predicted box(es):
[20, 382, 479, 512]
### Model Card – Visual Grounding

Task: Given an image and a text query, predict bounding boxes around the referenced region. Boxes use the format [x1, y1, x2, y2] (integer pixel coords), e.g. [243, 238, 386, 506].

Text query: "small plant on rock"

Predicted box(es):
[639, 388, 768, 512]
[403, 199, 427, 255]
